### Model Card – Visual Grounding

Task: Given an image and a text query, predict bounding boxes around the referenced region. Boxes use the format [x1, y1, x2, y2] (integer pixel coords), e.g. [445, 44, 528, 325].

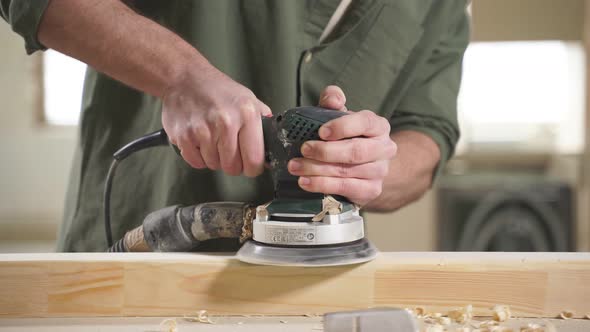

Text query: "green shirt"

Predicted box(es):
[2, 0, 469, 252]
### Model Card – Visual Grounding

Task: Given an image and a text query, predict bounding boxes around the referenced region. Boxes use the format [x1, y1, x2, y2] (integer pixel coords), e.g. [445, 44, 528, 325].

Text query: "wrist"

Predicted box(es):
[364, 131, 440, 212]
[163, 49, 216, 100]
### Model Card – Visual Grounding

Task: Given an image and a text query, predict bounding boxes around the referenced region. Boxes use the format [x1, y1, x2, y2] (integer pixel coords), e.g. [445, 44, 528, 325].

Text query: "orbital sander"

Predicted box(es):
[105, 106, 378, 267]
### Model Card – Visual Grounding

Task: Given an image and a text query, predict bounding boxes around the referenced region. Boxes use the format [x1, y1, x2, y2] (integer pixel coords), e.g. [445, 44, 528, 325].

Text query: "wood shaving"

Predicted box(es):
[520, 323, 543, 332]
[311, 195, 342, 221]
[280, 320, 288, 324]
[183, 310, 214, 324]
[559, 310, 574, 319]
[449, 305, 473, 324]
[586, 313, 590, 319]
[437, 316, 452, 326]
[159, 318, 177, 332]
[478, 320, 499, 328]
[492, 305, 511, 322]
[414, 306, 426, 318]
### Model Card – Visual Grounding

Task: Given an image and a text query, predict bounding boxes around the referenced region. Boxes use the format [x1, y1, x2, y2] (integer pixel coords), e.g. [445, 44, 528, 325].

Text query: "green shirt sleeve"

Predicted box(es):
[1, 0, 50, 54]
[391, 4, 469, 181]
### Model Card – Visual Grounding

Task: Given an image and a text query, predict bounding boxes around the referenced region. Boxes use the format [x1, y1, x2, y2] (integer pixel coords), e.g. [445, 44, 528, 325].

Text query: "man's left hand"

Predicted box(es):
[288, 86, 397, 206]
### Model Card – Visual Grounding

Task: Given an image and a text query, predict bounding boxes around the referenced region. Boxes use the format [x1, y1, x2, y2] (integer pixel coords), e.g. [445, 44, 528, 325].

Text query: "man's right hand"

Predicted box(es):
[162, 66, 271, 177]
[37, 0, 271, 178]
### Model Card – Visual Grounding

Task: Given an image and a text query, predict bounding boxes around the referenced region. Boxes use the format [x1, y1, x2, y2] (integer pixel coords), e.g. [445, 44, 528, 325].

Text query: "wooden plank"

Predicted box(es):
[0, 252, 588, 318]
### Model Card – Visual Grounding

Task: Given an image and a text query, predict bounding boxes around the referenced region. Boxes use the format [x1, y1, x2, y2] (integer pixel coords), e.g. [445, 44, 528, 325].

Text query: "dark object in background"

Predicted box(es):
[437, 173, 575, 251]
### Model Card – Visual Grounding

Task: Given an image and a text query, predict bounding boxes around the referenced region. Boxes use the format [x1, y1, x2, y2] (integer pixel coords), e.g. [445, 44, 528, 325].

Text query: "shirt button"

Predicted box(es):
[304, 51, 313, 63]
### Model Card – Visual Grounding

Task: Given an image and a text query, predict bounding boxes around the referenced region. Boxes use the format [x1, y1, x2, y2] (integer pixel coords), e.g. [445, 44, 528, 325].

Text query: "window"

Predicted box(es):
[43, 50, 86, 126]
[457, 41, 586, 155]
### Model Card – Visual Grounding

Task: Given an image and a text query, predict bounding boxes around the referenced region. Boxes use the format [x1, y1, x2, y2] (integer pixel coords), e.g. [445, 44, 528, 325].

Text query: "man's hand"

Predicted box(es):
[288, 86, 397, 206]
[162, 67, 271, 177]
[38, 0, 272, 178]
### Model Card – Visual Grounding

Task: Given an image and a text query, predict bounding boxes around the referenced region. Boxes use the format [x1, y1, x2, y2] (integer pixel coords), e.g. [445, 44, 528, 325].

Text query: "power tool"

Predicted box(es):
[105, 106, 378, 267]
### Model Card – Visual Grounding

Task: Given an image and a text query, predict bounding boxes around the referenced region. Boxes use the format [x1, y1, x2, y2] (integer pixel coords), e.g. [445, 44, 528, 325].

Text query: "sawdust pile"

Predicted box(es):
[409, 305, 562, 332]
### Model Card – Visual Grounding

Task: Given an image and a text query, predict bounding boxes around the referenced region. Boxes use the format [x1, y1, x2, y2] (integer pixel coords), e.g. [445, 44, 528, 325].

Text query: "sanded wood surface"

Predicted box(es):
[0, 252, 588, 318]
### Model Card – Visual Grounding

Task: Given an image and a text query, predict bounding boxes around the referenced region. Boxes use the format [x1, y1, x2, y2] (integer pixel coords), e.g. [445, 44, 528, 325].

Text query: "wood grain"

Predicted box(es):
[0, 252, 588, 318]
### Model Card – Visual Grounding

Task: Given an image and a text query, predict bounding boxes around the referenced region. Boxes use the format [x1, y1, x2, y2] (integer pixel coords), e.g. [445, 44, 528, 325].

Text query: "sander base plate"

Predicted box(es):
[236, 238, 378, 267]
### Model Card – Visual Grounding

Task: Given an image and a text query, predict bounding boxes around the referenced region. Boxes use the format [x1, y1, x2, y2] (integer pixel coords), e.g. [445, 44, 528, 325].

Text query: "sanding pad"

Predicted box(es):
[236, 238, 378, 267]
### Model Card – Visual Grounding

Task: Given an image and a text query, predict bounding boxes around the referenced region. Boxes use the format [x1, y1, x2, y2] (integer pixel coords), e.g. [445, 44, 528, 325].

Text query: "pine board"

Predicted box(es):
[0, 252, 588, 318]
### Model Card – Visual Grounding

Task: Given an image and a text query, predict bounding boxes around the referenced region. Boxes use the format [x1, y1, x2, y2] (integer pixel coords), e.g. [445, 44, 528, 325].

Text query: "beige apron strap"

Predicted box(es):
[319, 0, 353, 44]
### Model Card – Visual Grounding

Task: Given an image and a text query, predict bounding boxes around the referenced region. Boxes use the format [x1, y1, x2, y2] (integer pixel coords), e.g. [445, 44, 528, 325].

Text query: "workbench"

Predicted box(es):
[0, 252, 588, 331]
[1, 316, 590, 332]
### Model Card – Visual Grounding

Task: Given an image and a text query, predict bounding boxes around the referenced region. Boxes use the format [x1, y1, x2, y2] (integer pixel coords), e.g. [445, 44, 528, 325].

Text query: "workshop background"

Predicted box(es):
[0, 0, 588, 253]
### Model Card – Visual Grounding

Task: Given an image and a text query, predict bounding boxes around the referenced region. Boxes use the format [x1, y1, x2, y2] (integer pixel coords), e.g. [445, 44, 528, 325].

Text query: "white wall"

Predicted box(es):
[0, 21, 76, 249]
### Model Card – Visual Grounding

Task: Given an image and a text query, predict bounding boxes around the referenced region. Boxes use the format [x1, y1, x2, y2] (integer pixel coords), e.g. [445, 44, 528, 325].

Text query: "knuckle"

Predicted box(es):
[336, 163, 349, 177]
[337, 179, 350, 196]
[375, 162, 389, 178]
[370, 182, 383, 198]
[310, 176, 332, 193]
[387, 141, 397, 158]
[261, 104, 272, 116]
[178, 131, 194, 146]
[195, 129, 210, 142]
[349, 141, 366, 163]
[391, 140, 398, 156]
[360, 110, 376, 130]
[380, 117, 391, 133]
[235, 96, 257, 119]
[215, 111, 234, 131]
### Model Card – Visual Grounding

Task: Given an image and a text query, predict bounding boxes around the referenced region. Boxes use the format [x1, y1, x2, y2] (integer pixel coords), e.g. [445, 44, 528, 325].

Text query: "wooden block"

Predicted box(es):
[0, 252, 588, 318]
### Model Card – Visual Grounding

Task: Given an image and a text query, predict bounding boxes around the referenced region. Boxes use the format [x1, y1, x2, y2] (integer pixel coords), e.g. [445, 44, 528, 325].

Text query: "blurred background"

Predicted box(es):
[0, 0, 588, 253]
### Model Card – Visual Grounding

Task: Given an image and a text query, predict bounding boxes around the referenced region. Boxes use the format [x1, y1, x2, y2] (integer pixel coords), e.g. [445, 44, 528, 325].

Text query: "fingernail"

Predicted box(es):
[299, 177, 311, 185]
[319, 126, 331, 139]
[327, 95, 339, 105]
[289, 160, 302, 171]
[301, 143, 312, 156]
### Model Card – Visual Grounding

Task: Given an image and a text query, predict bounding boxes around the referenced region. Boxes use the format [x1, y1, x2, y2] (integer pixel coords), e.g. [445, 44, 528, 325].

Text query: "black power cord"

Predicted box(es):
[103, 129, 170, 247]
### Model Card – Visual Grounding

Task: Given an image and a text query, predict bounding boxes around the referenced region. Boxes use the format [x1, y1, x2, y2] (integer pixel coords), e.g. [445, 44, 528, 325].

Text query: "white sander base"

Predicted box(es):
[236, 238, 378, 267]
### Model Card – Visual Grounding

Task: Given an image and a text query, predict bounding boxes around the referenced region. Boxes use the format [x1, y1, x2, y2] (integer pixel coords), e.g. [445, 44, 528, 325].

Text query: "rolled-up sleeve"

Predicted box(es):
[390, 4, 469, 180]
[1, 0, 50, 54]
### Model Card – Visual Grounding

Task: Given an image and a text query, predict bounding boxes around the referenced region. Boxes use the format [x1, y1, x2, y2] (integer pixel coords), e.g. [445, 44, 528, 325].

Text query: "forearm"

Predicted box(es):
[38, 0, 208, 97]
[364, 130, 441, 212]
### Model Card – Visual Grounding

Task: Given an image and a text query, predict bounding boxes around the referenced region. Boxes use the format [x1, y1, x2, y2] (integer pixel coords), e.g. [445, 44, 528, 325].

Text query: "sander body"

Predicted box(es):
[105, 106, 377, 267]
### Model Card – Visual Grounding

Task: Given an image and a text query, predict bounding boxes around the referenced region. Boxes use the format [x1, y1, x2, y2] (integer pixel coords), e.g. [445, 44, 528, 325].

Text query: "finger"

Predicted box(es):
[288, 158, 389, 180]
[319, 110, 390, 140]
[301, 137, 396, 164]
[318, 85, 346, 110]
[238, 103, 265, 177]
[257, 100, 273, 117]
[178, 138, 206, 169]
[298, 176, 383, 206]
[195, 127, 220, 170]
[217, 127, 242, 176]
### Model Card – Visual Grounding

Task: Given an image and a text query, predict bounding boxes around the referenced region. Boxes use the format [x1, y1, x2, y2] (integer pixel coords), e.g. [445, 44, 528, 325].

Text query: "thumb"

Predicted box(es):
[318, 85, 347, 111]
